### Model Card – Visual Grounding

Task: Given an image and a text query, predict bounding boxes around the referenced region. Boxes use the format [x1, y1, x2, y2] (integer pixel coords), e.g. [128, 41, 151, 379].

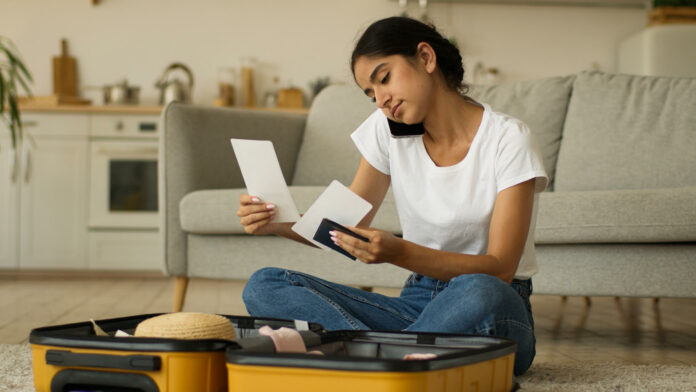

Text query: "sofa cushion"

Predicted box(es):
[180, 186, 401, 235]
[468, 75, 575, 190]
[535, 187, 696, 244]
[554, 71, 696, 191]
[292, 84, 376, 186]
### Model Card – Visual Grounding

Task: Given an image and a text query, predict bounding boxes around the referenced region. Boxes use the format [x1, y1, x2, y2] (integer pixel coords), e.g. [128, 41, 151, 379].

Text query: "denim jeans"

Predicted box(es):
[242, 267, 536, 376]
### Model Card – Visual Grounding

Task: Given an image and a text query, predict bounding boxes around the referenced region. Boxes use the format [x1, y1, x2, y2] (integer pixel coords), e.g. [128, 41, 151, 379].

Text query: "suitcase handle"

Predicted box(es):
[51, 369, 159, 392]
[46, 349, 161, 371]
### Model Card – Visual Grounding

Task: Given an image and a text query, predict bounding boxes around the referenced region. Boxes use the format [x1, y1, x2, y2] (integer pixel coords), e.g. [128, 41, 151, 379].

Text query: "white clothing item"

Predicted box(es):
[350, 104, 548, 279]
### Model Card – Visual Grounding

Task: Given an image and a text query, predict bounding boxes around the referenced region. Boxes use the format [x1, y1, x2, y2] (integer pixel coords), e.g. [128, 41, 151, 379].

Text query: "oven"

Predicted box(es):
[89, 139, 159, 229]
[87, 114, 162, 270]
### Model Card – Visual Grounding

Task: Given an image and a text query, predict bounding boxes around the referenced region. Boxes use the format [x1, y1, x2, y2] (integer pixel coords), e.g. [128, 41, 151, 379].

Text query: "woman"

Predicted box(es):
[238, 16, 547, 376]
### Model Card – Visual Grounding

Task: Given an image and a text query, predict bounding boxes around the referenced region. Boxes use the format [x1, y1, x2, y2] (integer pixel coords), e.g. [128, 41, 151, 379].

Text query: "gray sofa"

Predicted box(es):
[161, 70, 696, 311]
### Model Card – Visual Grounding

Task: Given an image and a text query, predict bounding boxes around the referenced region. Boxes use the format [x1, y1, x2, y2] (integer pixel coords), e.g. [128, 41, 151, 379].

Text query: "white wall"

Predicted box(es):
[1, 0, 646, 106]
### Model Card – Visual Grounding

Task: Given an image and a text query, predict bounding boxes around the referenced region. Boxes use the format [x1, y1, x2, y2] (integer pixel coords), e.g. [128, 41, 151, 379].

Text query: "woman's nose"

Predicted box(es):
[374, 88, 390, 109]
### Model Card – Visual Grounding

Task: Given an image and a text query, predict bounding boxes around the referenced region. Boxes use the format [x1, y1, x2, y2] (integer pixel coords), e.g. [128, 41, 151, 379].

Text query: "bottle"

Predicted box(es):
[240, 58, 256, 107]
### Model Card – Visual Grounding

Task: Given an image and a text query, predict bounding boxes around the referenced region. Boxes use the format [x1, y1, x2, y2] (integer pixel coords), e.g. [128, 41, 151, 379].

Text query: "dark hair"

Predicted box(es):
[351, 16, 468, 94]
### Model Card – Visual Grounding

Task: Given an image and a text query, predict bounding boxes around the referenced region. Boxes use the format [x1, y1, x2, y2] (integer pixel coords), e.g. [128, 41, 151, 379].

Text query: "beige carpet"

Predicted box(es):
[2, 343, 695, 391]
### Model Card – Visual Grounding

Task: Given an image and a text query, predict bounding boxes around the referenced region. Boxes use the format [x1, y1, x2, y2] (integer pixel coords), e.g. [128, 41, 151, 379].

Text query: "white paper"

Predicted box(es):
[292, 180, 372, 249]
[230, 139, 300, 222]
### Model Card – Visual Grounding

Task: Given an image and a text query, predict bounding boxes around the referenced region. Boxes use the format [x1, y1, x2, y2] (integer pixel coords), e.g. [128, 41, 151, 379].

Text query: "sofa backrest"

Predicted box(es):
[554, 71, 696, 191]
[292, 84, 375, 186]
[468, 75, 575, 191]
[296, 77, 575, 190]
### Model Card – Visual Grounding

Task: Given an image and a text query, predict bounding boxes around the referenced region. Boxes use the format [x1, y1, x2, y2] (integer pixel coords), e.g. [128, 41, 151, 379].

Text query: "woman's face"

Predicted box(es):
[353, 49, 435, 125]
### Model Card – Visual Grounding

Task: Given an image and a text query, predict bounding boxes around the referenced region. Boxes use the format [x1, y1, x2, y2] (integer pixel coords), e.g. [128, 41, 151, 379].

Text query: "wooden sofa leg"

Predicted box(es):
[173, 276, 189, 312]
[358, 286, 374, 292]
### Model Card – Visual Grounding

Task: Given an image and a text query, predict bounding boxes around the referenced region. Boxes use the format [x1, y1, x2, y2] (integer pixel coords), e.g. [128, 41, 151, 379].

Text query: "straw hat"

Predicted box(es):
[134, 312, 237, 340]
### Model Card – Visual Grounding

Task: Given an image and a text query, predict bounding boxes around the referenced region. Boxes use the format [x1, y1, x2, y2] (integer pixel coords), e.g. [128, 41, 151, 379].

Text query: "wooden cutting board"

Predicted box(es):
[52, 38, 77, 97]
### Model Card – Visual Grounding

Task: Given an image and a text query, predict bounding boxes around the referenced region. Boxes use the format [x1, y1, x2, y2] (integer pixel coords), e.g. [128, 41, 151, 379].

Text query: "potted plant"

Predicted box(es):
[0, 36, 33, 150]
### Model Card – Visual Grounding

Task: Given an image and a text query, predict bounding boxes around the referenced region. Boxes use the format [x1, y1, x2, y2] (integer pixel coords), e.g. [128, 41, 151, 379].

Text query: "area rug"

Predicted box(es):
[1, 343, 694, 391]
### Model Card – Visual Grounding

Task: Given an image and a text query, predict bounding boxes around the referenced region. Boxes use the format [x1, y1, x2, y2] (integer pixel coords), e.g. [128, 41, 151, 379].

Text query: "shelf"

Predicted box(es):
[412, 0, 649, 8]
[17, 104, 309, 115]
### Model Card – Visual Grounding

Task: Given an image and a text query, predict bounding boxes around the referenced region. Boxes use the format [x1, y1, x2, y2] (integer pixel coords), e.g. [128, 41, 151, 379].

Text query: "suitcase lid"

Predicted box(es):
[30, 313, 324, 352]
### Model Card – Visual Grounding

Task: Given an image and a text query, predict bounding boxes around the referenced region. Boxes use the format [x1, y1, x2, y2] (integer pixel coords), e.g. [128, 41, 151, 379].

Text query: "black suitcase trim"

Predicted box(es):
[51, 369, 159, 392]
[227, 330, 516, 372]
[30, 313, 324, 352]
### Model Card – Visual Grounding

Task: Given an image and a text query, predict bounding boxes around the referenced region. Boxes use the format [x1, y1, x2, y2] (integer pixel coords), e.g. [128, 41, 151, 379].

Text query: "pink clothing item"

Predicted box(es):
[403, 353, 437, 360]
[258, 326, 307, 353]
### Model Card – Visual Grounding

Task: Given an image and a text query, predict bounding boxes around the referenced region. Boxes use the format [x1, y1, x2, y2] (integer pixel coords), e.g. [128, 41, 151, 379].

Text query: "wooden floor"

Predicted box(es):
[1, 273, 694, 366]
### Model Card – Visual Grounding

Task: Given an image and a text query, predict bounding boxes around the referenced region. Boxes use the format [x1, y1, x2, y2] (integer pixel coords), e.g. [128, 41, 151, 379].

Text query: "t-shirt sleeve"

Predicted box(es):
[350, 109, 391, 175]
[496, 121, 549, 193]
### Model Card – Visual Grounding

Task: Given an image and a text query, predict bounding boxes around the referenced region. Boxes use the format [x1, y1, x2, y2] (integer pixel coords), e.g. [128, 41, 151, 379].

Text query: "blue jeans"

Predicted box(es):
[243, 267, 536, 376]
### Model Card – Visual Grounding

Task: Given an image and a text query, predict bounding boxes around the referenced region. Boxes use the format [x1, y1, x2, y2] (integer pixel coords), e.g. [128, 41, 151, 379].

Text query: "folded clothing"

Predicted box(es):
[259, 326, 306, 353]
[258, 326, 324, 355]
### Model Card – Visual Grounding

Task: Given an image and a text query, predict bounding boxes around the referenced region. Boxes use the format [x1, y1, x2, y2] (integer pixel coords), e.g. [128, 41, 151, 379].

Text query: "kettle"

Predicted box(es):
[155, 62, 194, 105]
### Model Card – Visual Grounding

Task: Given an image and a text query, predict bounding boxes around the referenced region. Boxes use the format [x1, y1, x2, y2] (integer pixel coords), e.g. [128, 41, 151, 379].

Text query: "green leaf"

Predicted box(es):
[1, 46, 33, 84]
[0, 70, 5, 116]
[8, 91, 22, 143]
[8, 119, 17, 150]
[13, 67, 32, 97]
[13, 53, 32, 84]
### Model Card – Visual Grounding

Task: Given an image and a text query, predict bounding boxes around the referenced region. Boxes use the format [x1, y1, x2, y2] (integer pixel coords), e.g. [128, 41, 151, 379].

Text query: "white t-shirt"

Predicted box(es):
[350, 103, 548, 279]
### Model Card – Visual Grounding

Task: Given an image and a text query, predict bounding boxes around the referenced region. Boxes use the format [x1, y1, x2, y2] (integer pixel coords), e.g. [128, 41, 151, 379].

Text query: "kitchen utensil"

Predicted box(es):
[277, 88, 303, 108]
[241, 66, 255, 107]
[102, 80, 140, 105]
[155, 63, 194, 105]
[52, 38, 77, 98]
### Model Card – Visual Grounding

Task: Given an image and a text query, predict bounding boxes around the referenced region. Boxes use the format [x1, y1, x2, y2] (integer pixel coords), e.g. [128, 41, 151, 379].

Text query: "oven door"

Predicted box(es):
[89, 140, 159, 229]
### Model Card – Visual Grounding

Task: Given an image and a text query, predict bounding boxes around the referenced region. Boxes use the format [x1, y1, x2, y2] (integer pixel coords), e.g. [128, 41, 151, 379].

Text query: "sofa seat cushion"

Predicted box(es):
[180, 186, 402, 235]
[535, 187, 696, 244]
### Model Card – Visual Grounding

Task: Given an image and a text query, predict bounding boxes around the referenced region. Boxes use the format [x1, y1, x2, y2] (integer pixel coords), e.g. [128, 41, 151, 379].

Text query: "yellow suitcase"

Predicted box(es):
[227, 330, 517, 392]
[29, 313, 324, 392]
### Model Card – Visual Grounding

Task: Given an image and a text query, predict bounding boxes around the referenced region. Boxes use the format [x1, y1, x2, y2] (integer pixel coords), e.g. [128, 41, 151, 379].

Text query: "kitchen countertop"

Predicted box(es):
[19, 104, 309, 115]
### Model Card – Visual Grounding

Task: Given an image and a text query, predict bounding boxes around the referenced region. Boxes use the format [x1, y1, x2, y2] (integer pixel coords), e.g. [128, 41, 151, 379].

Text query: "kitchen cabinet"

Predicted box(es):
[2, 107, 165, 272]
[0, 113, 89, 269]
[0, 134, 19, 268]
[618, 25, 696, 78]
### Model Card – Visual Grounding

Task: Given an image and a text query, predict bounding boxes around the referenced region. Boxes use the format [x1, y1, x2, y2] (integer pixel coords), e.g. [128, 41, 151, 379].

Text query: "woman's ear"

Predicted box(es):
[416, 42, 437, 74]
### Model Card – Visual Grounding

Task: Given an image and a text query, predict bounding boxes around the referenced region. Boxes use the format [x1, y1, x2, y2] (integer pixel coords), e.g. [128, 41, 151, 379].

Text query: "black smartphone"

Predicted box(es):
[313, 218, 368, 260]
[387, 118, 426, 138]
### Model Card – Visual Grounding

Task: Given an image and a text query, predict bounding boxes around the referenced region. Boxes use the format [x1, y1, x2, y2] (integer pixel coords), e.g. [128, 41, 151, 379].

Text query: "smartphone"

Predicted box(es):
[313, 218, 368, 260]
[387, 118, 426, 138]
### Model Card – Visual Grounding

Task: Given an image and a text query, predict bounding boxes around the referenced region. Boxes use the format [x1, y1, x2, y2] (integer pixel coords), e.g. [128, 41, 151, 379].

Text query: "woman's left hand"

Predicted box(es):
[330, 226, 403, 264]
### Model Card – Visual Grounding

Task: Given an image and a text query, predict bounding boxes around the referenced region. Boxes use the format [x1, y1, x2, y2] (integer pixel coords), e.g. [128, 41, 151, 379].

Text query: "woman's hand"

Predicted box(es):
[237, 195, 281, 235]
[330, 226, 404, 264]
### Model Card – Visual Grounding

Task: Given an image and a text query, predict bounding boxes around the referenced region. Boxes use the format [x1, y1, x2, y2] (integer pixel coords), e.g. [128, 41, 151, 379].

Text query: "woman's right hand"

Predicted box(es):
[237, 195, 278, 235]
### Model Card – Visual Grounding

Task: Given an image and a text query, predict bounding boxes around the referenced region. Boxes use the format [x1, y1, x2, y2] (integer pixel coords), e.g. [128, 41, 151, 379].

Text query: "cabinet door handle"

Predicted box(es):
[9, 148, 18, 184]
[96, 147, 158, 157]
[23, 147, 31, 184]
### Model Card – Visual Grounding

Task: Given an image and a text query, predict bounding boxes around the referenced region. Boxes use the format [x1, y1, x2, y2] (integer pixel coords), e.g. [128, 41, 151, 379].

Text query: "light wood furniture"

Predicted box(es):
[648, 6, 696, 26]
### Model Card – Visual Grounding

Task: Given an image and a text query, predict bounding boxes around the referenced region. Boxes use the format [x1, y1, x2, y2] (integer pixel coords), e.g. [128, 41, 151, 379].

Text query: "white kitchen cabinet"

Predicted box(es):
[1, 109, 163, 272]
[88, 231, 162, 271]
[0, 135, 19, 268]
[0, 113, 89, 269]
[618, 25, 696, 78]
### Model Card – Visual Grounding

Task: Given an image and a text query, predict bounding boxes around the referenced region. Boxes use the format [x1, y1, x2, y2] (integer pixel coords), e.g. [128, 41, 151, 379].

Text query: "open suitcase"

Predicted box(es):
[227, 330, 517, 392]
[29, 313, 324, 392]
